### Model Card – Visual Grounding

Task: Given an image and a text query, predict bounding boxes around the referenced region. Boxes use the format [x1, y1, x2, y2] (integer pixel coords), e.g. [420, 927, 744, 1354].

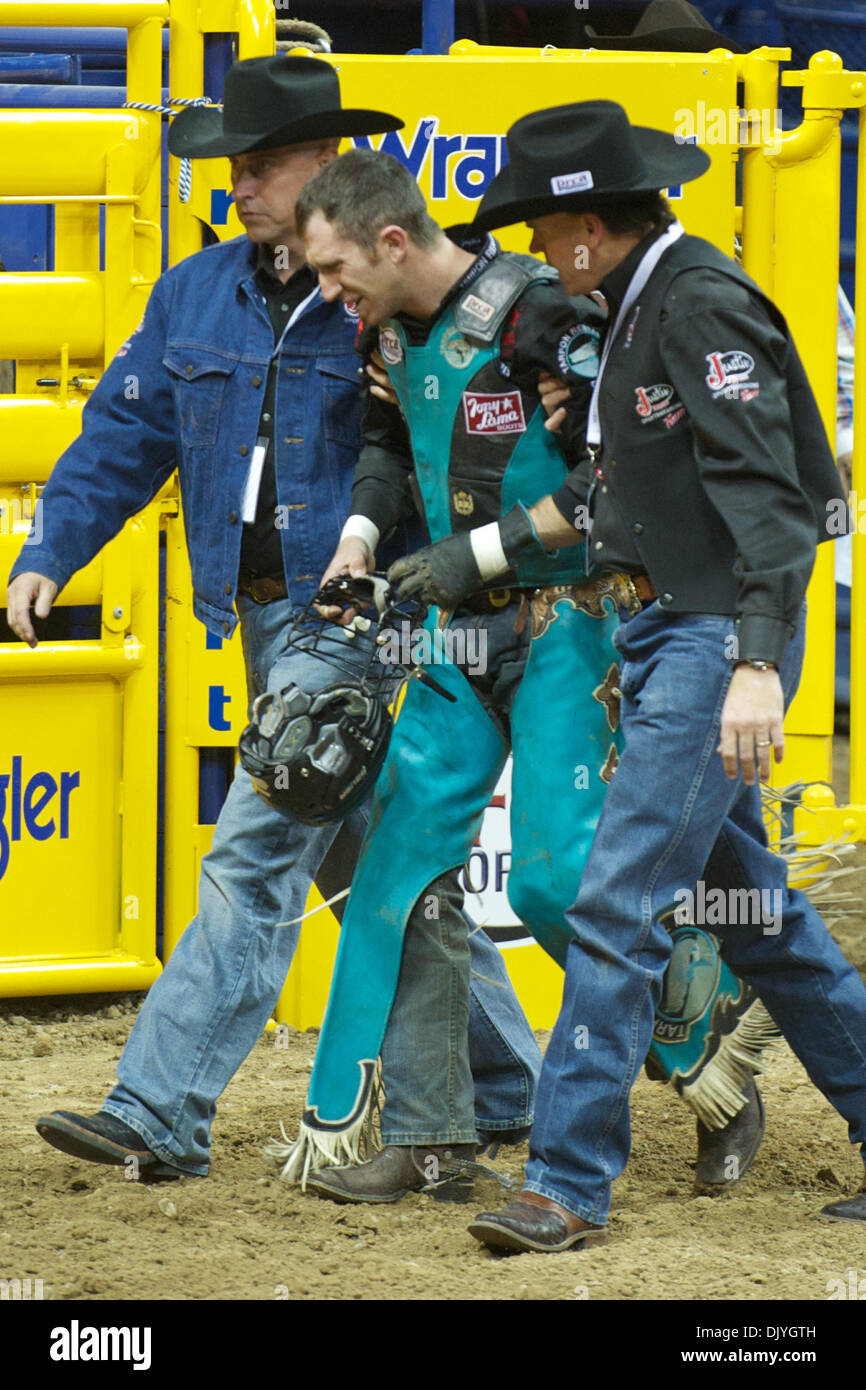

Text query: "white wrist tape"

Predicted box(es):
[469, 521, 509, 581]
[340, 515, 380, 555]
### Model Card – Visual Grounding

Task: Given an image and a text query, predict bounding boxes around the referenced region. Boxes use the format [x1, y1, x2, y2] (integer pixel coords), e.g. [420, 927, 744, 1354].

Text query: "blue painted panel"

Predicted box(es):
[0, 205, 50, 271]
[0, 54, 79, 82]
[0, 26, 169, 55]
[0, 83, 171, 107]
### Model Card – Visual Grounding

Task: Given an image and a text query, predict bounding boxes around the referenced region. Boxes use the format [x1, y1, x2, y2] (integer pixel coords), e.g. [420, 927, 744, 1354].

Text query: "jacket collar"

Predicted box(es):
[599, 221, 672, 318]
[395, 227, 499, 330]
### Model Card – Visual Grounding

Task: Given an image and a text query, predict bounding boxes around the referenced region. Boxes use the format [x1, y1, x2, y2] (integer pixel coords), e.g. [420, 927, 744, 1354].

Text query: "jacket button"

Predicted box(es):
[185, 364, 193, 375]
[229, 511, 238, 524]
[660, 592, 673, 605]
[632, 522, 643, 535]
[222, 621, 230, 635]
[224, 583, 232, 595]
[252, 375, 262, 387]
[239, 444, 249, 456]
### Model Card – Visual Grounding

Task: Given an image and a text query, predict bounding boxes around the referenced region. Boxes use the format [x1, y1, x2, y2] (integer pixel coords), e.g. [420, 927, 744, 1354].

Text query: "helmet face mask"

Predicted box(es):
[239, 680, 392, 826]
[237, 576, 450, 826]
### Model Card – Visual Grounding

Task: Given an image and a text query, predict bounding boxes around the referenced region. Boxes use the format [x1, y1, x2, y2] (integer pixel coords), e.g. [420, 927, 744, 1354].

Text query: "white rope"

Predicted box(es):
[123, 97, 217, 202]
[273, 886, 350, 929]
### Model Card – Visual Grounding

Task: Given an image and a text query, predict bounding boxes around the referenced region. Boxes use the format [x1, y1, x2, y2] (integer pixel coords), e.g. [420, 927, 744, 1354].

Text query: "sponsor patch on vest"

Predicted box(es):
[704, 349, 760, 400]
[462, 391, 527, 435]
[441, 329, 477, 369]
[453, 490, 475, 516]
[379, 326, 403, 365]
[551, 170, 594, 196]
[461, 293, 495, 324]
[557, 324, 601, 381]
[634, 383, 685, 427]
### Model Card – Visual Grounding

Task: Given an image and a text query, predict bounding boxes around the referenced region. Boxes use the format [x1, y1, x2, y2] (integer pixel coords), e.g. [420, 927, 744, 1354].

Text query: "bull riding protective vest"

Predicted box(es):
[379, 253, 597, 589]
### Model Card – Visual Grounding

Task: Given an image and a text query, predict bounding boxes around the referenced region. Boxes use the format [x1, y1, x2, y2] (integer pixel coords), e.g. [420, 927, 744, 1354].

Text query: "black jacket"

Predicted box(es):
[554, 232, 842, 665]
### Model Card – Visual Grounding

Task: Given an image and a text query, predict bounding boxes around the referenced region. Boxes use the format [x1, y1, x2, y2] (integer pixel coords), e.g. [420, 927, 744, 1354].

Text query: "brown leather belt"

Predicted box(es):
[627, 573, 657, 604]
[456, 586, 535, 615]
[234, 570, 656, 612]
[237, 569, 288, 604]
[459, 574, 655, 617]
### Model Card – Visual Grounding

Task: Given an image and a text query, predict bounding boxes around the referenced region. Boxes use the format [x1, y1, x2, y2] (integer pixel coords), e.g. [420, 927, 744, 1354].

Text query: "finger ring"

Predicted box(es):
[755, 740, 772, 747]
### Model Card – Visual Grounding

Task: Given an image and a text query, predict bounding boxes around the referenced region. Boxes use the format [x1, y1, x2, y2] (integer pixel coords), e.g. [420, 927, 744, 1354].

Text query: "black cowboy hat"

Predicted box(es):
[168, 54, 403, 159]
[474, 100, 709, 232]
[585, 0, 748, 55]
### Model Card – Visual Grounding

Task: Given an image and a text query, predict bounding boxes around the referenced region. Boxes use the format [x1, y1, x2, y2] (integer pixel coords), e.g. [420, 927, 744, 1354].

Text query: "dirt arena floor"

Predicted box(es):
[1, 749, 864, 1303]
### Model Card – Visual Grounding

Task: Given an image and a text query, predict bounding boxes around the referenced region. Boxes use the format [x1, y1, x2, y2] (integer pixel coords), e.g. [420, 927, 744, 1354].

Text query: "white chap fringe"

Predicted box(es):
[262, 1065, 383, 1191]
[679, 998, 781, 1129]
[677, 786, 863, 1130]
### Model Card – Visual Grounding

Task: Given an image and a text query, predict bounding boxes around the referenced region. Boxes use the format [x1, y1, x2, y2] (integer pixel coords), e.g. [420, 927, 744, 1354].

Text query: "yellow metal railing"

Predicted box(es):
[0, 1, 167, 995]
[778, 52, 866, 841]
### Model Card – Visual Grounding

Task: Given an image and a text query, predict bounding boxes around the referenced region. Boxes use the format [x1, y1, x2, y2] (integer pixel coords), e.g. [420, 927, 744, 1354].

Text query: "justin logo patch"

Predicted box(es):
[704, 349, 759, 400]
[379, 326, 403, 365]
[634, 383, 685, 426]
[462, 391, 526, 435]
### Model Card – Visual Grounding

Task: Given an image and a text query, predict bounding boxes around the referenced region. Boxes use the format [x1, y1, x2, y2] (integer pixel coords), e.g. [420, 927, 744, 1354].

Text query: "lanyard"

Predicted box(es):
[242, 283, 321, 522]
[270, 283, 321, 361]
[586, 220, 684, 449]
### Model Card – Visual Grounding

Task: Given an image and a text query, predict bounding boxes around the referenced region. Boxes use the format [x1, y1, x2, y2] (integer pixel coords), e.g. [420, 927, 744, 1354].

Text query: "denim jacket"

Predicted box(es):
[11, 235, 404, 638]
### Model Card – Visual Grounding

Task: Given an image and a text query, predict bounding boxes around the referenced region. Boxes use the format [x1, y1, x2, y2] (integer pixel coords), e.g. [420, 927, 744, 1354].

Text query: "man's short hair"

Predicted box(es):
[579, 191, 674, 236]
[296, 147, 440, 252]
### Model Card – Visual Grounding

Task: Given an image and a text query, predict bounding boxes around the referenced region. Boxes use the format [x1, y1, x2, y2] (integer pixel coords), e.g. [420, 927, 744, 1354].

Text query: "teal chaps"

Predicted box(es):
[268, 591, 776, 1183]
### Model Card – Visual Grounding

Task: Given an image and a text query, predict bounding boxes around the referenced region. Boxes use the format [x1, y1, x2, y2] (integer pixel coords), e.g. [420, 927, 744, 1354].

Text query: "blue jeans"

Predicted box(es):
[525, 603, 866, 1224]
[103, 595, 540, 1174]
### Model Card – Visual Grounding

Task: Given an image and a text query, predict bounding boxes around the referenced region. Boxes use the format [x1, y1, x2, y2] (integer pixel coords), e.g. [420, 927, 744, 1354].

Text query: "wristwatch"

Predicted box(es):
[736, 659, 777, 672]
